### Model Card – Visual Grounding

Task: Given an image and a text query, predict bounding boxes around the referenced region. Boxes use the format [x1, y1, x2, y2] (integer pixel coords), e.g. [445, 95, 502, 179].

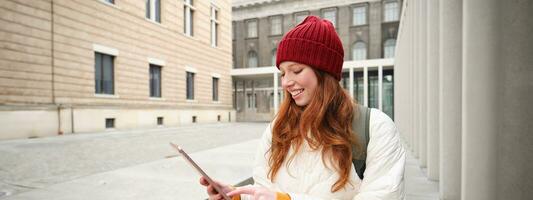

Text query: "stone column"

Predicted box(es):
[349, 67, 354, 99]
[439, 0, 462, 199]
[412, 0, 419, 157]
[496, 1, 533, 199]
[461, 0, 499, 199]
[426, 0, 440, 181]
[273, 72, 279, 114]
[418, 0, 428, 167]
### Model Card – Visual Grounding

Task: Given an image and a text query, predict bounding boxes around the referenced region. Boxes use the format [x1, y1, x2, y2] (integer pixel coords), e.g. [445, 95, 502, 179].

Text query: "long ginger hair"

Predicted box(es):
[268, 69, 362, 192]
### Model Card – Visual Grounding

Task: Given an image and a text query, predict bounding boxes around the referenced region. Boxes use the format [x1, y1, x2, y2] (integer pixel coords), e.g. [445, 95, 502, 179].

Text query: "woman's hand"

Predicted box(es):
[199, 177, 235, 200]
[226, 186, 277, 200]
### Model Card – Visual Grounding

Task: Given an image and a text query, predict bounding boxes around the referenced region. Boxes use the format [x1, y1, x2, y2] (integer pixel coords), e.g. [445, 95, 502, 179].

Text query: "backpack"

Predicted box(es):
[351, 104, 371, 180]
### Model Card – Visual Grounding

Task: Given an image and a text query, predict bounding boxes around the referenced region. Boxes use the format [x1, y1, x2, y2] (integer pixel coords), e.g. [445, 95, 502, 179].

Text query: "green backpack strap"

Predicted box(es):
[351, 104, 371, 180]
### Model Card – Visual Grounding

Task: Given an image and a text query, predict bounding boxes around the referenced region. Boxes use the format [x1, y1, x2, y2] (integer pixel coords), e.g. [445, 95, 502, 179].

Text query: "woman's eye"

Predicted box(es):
[295, 70, 302, 74]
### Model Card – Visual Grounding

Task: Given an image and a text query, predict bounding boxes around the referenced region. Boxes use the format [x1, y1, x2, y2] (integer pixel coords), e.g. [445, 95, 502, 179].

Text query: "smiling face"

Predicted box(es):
[279, 61, 319, 107]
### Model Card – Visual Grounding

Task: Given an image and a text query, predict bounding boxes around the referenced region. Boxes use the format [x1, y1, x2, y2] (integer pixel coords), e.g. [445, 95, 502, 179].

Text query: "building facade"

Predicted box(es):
[0, 0, 233, 140]
[231, 0, 402, 121]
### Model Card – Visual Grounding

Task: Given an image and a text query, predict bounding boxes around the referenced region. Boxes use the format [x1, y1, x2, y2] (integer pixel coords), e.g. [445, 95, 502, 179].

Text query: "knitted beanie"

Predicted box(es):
[276, 15, 344, 81]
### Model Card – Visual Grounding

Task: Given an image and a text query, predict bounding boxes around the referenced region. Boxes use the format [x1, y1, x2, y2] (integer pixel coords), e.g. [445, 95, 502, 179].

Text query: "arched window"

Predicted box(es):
[271, 48, 277, 66]
[384, 39, 396, 58]
[248, 51, 258, 68]
[352, 41, 367, 61]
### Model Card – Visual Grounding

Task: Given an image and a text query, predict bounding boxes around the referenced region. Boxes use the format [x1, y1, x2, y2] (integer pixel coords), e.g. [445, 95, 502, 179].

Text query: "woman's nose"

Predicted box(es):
[281, 77, 294, 88]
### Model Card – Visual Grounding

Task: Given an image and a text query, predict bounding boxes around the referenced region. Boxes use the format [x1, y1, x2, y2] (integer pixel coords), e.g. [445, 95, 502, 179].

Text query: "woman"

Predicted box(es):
[201, 16, 405, 200]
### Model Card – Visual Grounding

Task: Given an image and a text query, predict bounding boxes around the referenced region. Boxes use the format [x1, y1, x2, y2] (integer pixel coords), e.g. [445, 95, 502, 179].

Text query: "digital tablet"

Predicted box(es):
[169, 143, 231, 200]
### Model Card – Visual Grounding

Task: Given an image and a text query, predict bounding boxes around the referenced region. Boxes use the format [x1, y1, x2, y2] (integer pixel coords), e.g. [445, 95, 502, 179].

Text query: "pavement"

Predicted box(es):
[404, 151, 440, 200]
[0, 122, 439, 200]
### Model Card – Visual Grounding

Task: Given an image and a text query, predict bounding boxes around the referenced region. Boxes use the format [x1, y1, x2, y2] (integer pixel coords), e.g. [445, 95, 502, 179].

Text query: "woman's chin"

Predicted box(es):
[294, 99, 309, 107]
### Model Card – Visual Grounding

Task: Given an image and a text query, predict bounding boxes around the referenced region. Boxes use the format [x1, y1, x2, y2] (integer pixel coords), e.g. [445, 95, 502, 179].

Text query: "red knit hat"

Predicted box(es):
[276, 15, 344, 81]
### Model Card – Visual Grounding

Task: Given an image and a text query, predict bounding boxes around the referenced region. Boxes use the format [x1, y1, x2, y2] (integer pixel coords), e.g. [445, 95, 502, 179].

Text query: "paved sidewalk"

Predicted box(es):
[0, 123, 268, 199]
[404, 151, 439, 200]
[3, 139, 259, 200]
[0, 122, 440, 199]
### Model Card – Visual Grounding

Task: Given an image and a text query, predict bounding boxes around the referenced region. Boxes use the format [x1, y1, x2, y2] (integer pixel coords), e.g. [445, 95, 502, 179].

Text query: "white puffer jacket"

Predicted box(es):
[243, 109, 406, 200]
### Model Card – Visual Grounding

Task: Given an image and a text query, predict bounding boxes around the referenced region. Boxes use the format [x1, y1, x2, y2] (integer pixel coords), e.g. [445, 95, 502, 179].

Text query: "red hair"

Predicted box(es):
[268, 69, 362, 192]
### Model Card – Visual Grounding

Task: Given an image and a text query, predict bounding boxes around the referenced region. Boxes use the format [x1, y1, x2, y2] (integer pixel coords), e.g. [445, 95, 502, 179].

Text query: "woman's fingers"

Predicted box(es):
[226, 186, 256, 196]
[200, 177, 235, 199]
[200, 177, 209, 186]
[227, 186, 277, 200]
[207, 185, 219, 195]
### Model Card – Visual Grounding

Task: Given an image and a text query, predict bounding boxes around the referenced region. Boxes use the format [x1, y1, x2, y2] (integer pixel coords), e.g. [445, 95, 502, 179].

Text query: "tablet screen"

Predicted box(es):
[170, 143, 231, 200]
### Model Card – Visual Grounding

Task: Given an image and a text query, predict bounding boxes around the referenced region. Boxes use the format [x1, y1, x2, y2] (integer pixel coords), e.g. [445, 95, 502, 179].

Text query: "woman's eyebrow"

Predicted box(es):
[280, 63, 301, 73]
[285, 63, 302, 71]
[287, 63, 299, 69]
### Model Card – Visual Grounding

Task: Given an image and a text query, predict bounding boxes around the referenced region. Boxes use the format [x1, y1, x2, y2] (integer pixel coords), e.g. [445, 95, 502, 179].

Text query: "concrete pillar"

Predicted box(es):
[349, 67, 354, 99]
[426, 0, 440, 181]
[394, 0, 415, 151]
[438, 0, 462, 199]
[378, 65, 383, 110]
[363, 66, 368, 107]
[273, 72, 279, 114]
[251, 80, 255, 109]
[418, 0, 427, 167]
[411, 0, 419, 157]
[461, 0, 499, 199]
[496, 1, 533, 199]
[408, 3, 415, 151]
[242, 80, 246, 112]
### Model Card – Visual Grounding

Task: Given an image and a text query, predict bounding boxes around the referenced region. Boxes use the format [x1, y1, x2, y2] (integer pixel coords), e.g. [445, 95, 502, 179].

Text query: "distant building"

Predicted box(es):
[231, 0, 401, 121]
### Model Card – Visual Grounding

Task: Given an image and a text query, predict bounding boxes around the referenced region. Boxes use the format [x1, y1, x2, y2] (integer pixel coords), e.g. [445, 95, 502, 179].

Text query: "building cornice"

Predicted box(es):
[232, 0, 383, 21]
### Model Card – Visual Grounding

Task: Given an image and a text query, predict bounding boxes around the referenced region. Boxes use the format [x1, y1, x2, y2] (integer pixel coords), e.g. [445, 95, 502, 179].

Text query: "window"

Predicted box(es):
[270, 15, 282, 35]
[103, 0, 114, 4]
[353, 71, 364, 103]
[322, 8, 337, 27]
[212, 77, 219, 101]
[192, 116, 197, 123]
[186, 72, 195, 100]
[269, 92, 282, 108]
[368, 70, 379, 109]
[211, 5, 219, 46]
[352, 6, 367, 26]
[246, 19, 257, 38]
[248, 51, 258, 68]
[105, 118, 115, 129]
[341, 72, 350, 91]
[184, 0, 195, 36]
[157, 117, 163, 125]
[268, 92, 274, 108]
[149, 64, 162, 97]
[232, 22, 236, 40]
[382, 70, 394, 119]
[384, 38, 396, 58]
[247, 93, 256, 108]
[94, 52, 114, 94]
[352, 41, 367, 60]
[294, 12, 308, 25]
[145, 0, 161, 23]
[384, 1, 399, 22]
[271, 48, 277, 66]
